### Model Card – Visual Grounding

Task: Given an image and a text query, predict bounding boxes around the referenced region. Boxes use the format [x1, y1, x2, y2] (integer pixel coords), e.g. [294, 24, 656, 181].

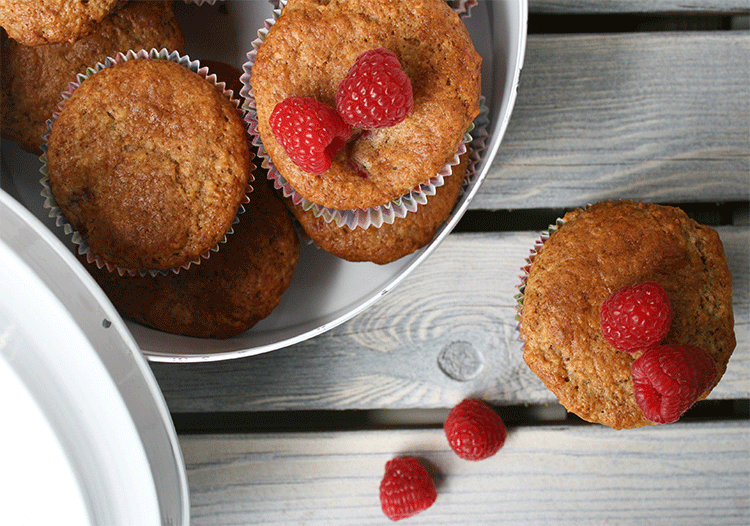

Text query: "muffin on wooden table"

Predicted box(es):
[517, 200, 736, 429]
[44, 50, 252, 275]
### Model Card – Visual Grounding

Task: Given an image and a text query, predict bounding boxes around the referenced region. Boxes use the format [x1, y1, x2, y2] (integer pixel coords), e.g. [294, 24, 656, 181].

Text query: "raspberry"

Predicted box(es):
[444, 398, 506, 461]
[631, 344, 717, 424]
[379, 457, 437, 521]
[600, 281, 673, 353]
[336, 48, 413, 129]
[269, 97, 352, 174]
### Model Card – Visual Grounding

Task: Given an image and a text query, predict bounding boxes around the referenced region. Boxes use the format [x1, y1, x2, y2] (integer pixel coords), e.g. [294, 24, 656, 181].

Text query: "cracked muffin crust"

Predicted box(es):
[250, 0, 481, 210]
[519, 200, 736, 429]
[1, 0, 185, 154]
[47, 58, 252, 271]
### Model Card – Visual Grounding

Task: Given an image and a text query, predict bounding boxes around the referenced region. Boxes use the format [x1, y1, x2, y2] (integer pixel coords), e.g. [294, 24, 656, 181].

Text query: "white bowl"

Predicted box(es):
[0, 0, 527, 362]
[0, 190, 190, 524]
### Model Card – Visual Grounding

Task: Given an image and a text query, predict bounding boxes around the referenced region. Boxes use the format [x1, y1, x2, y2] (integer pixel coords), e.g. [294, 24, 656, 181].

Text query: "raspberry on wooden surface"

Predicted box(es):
[379, 456, 437, 521]
[444, 398, 507, 461]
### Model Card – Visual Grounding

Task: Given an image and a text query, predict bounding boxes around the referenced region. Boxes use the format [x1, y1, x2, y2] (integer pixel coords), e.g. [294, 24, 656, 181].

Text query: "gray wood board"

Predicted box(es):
[474, 32, 749, 210]
[529, 0, 750, 14]
[181, 421, 750, 526]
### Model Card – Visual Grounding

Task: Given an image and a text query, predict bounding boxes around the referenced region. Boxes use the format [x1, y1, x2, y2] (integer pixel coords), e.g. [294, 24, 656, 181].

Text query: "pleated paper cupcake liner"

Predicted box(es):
[515, 217, 569, 329]
[39, 48, 253, 277]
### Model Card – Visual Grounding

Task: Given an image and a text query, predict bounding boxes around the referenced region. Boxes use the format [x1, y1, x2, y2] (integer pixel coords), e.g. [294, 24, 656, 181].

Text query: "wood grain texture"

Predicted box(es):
[529, 0, 750, 14]
[151, 226, 748, 413]
[181, 420, 750, 525]
[475, 31, 750, 210]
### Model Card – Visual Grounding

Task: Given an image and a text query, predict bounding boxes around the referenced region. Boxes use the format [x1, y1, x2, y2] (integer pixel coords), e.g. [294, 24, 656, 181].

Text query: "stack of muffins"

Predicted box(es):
[243, 0, 483, 264]
[1, 0, 300, 339]
[1, 0, 484, 338]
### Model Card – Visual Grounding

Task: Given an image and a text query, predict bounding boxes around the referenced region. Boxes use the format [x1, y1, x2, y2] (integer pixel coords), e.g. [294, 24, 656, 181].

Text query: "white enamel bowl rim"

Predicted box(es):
[0, 190, 190, 524]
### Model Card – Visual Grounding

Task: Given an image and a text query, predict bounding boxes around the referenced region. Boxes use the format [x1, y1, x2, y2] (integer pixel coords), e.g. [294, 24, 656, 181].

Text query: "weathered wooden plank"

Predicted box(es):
[528, 0, 750, 14]
[151, 226, 748, 413]
[475, 31, 749, 211]
[181, 420, 750, 525]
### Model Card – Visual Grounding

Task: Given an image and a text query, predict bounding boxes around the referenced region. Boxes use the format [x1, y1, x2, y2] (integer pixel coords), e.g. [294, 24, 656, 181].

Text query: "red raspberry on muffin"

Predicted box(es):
[336, 48, 413, 129]
[632, 344, 717, 424]
[600, 281, 673, 353]
[269, 97, 352, 175]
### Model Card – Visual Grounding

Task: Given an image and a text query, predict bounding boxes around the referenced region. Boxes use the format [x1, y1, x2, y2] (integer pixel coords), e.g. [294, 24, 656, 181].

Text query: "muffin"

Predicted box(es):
[0, 0, 122, 46]
[46, 54, 252, 272]
[286, 151, 470, 264]
[518, 200, 736, 429]
[246, 0, 482, 211]
[79, 176, 299, 339]
[1, 0, 185, 154]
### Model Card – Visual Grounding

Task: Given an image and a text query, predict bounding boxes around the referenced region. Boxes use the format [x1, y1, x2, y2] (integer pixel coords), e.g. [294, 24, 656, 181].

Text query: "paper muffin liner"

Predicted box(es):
[39, 48, 253, 277]
[514, 217, 569, 330]
[183, 0, 219, 5]
[239, 0, 486, 230]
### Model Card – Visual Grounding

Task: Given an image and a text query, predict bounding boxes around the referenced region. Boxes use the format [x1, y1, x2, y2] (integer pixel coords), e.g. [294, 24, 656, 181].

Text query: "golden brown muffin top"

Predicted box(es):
[251, 0, 481, 210]
[0, 0, 121, 46]
[47, 58, 251, 271]
[288, 152, 469, 264]
[1, 0, 185, 154]
[519, 200, 735, 429]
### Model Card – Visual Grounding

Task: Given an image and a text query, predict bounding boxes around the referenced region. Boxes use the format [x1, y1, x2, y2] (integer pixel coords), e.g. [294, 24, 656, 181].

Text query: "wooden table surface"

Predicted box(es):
[147, 1, 750, 524]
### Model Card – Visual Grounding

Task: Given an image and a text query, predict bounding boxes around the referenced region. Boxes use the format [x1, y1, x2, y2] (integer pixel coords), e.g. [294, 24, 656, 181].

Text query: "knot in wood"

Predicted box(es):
[437, 341, 484, 381]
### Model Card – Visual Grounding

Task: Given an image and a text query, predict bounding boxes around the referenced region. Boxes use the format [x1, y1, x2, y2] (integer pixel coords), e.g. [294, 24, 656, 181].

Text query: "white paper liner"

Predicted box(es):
[39, 48, 253, 277]
[515, 217, 569, 329]
[240, 0, 485, 230]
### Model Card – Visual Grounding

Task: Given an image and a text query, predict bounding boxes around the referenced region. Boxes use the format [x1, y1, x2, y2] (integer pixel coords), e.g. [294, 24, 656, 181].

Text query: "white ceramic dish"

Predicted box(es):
[0, 191, 190, 524]
[0, 0, 527, 362]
